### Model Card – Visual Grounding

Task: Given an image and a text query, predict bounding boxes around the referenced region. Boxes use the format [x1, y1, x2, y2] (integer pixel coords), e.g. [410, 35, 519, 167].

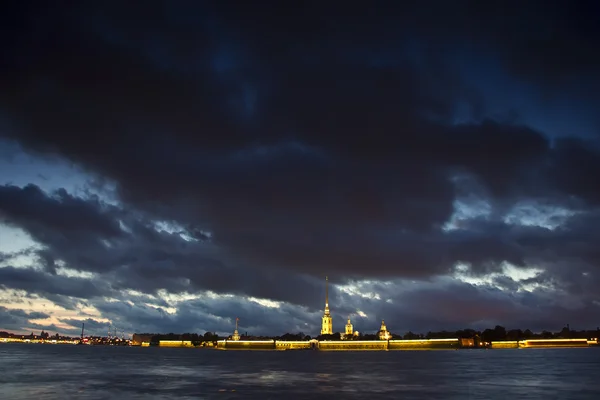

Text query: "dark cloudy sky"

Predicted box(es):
[1, 1, 600, 337]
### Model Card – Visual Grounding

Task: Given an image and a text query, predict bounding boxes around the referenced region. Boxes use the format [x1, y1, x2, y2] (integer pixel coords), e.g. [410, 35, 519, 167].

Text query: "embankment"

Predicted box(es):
[388, 338, 459, 350]
[158, 340, 195, 347]
[491, 339, 592, 349]
[217, 340, 277, 350]
[216, 338, 460, 350]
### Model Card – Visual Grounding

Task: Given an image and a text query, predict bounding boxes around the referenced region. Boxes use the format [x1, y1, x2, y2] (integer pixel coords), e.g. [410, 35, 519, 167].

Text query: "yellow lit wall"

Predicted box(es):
[319, 340, 388, 351]
[521, 339, 589, 348]
[1, 337, 78, 344]
[217, 340, 276, 350]
[159, 340, 194, 347]
[275, 341, 312, 350]
[388, 338, 459, 350]
[490, 341, 519, 349]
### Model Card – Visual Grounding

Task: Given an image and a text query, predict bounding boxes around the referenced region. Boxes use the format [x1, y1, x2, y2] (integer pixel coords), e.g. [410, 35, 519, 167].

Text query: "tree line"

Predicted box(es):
[114, 325, 600, 343]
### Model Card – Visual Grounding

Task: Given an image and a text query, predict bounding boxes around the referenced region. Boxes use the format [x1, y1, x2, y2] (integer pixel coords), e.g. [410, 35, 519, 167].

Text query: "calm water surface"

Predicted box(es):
[1, 344, 599, 399]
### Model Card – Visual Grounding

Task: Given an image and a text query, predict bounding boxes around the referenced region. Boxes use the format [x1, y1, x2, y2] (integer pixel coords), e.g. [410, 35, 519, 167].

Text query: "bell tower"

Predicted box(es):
[345, 317, 353, 336]
[320, 276, 333, 335]
[378, 319, 391, 340]
[232, 317, 240, 341]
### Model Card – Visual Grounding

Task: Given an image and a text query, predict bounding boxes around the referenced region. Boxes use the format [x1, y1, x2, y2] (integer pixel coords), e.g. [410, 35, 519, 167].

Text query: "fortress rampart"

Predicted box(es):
[388, 338, 459, 350]
[214, 337, 597, 350]
[158, 340, 194, 347]
[318, 340, 388, 351]
[216, 338, 460, 350]
[217, 340, 276, 350]
[491, 338, 591, 349]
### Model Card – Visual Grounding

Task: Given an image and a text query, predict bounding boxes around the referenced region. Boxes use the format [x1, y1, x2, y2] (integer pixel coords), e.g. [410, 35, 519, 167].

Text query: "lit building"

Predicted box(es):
[321, 276, 333, 335]
[342, 317, 356, 340]
[345, 318, 353, 336]
[232, 317, 241, 341]
[378, 320, 391, 340]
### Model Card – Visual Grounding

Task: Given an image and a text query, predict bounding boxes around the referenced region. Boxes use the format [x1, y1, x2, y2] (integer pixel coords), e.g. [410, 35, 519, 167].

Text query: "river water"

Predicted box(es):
[1, 344, 599, 399]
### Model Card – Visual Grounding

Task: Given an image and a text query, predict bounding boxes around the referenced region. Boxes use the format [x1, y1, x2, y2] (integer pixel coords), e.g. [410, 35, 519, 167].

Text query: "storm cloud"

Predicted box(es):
[0, 1, 599, 336]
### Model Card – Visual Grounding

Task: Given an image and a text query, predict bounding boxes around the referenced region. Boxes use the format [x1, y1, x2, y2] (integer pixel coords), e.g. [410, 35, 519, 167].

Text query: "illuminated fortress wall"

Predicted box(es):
[318, 340, 388, 351]
[490, 341, 519, 349]
[490, 339, 591, 348]
[170, 337, 595, 350]
[217, 340, 276, 350]
[275, 341, 312, 350]
[1, 338, 78, 344]
[159, 340, 194, 347]
[318, 339, 459, 351]
[388, 338, 459, 350]
[217, 340, 312, 350]
[520, 339, 589, 348]
[216, 339, 462, 351]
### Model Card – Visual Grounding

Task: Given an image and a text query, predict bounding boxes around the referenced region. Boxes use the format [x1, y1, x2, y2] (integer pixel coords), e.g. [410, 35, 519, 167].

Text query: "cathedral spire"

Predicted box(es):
[232, 317, 240, 341]
[325, 276, 329, 307]
[321, 276, 333, 335]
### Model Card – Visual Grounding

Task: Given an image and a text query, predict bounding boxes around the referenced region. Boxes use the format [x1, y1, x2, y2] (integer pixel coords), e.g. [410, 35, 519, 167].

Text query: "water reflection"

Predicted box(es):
[0, 345, 599, 399]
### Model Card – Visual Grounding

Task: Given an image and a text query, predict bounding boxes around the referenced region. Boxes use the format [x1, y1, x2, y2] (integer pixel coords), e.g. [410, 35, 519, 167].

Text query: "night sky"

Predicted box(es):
[1, 1, 600, 337]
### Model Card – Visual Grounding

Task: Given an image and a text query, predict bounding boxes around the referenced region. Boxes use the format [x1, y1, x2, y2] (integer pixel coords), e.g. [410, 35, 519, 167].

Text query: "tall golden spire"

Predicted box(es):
[232, 317, 240, 341]
[325, 276, 329, 307]
[321, 276, 333, 335]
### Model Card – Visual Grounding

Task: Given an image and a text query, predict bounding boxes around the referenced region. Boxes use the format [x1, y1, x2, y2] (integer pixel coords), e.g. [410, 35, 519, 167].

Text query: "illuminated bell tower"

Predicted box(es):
[232, 317, 240, 341]
[378, 319, 391, 340]
[320, 276, 333, 335]
[345, 317, 353, 336]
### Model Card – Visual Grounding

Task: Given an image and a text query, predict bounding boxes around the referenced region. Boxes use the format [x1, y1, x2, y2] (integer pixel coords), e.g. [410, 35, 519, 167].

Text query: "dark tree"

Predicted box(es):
[315, 333, 341, 341]
[203, 331, 219, 341]
[541, 330, 553, 339]
[403, 331, 420, 340]
[506, 329, 524, 341]
[559, 326, 571, 339]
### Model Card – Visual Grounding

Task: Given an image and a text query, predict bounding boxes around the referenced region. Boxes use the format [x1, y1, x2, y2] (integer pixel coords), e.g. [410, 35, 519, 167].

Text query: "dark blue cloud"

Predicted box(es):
[0, 0, 599, 335]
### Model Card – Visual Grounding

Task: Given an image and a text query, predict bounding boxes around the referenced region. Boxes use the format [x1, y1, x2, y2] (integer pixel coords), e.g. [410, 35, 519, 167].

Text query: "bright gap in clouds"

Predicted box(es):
[453, 261, 544, 292]
[0, 143, 122, 274]
[0, 139, 119, 206]
[248, 297, 281, 308]
[0, 288, 109, 333]
[337, 280, 397, 302]
[152, 220, 212, 242]
[443, 196, 579, 232]
[155, 289, 201, 304]
[144, 303, 177, 314]
[442, 198, 491, 231]
[338, 285, 381, 300]
[55, 266, 97, 280]
[0, 225, 38, 256]
[503, 202, 580, 230]
[155, 289, 283, 309]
